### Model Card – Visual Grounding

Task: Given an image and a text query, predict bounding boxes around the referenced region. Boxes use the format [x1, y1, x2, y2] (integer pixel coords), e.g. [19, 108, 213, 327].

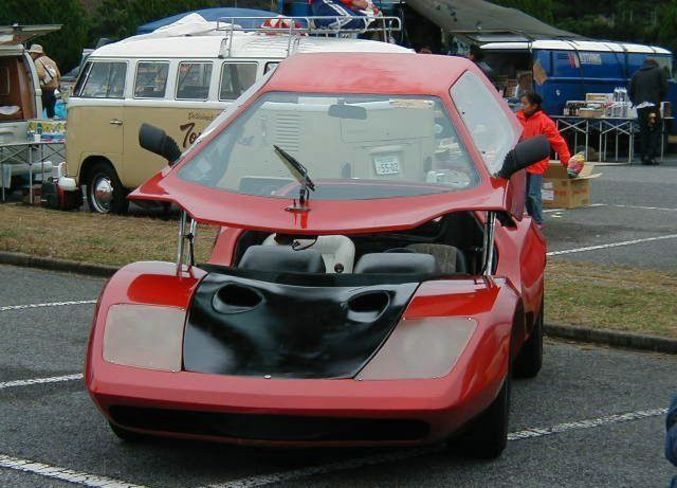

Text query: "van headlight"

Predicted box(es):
[356, 317, 476, 380]
[103, 304, 185, 372]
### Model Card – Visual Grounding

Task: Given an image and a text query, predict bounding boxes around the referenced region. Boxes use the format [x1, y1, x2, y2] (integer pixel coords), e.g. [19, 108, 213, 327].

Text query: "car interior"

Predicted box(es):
[230, 211, 487, 277]
[0, 55, 38, 121]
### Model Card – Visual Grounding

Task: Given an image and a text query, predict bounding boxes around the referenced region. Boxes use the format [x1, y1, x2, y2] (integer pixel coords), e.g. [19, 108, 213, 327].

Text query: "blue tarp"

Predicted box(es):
[136, 8, 279, 34]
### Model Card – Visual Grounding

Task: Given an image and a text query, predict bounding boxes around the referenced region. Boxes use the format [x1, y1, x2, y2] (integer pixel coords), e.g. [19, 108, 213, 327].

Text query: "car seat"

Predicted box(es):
[262, 234, 356, 273]
[238, 245, 326, 273]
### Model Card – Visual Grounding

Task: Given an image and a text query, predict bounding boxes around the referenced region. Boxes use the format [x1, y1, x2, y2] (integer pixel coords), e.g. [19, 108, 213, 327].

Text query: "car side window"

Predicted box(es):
[219, 63, 258, 100]
[176, 62, 213, 100]
[450, 71, 520, 173]
[264, 62, 279, 74]
[134, 61, 169, 98]
[77, 61, 127, 99]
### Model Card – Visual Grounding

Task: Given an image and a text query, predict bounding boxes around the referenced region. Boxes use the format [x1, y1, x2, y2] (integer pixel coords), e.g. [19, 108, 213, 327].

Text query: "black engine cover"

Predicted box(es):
[183, 270, 419, 379]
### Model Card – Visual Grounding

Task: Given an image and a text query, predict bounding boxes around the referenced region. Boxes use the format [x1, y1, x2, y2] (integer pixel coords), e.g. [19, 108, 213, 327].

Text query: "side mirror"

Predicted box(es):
[496, 135, 551, 179]
[138, 123, 182, 165]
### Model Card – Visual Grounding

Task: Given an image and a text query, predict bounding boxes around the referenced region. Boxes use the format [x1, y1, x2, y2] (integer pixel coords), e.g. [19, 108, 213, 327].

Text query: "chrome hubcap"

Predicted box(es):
[91, 175, 113, 213]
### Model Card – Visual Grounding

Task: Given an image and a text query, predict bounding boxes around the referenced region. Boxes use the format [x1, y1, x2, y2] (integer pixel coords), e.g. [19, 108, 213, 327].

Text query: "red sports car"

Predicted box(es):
[86, 53, 550, 459]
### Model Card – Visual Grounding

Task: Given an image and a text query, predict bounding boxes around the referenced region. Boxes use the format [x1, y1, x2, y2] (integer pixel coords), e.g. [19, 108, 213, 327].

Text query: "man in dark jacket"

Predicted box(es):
[629, 59, 668, 165]
[667, 396, 677, 488]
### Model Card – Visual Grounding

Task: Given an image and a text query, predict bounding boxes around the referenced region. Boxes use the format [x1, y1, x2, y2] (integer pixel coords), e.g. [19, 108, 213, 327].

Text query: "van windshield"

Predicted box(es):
[178, 92, 480, 200]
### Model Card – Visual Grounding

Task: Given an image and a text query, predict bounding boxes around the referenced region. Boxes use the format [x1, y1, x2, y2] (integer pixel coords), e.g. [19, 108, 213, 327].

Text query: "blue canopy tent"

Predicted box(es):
[136, 8, 279, 34]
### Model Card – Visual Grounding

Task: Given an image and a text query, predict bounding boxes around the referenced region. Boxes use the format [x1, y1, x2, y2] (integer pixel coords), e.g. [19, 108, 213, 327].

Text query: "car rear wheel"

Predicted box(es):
[108, 422, 146, 442]
[449, 374, 510, 460]
[86, 161, 129, 215]
[513, 301, 544, 379]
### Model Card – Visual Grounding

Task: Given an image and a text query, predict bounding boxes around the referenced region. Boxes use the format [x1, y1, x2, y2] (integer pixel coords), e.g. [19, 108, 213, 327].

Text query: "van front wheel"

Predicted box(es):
[86, 162, 128, 214]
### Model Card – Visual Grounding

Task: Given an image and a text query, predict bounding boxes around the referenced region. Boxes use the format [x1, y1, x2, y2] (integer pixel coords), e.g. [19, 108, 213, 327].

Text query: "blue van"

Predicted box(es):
[481, 40, 676, 133]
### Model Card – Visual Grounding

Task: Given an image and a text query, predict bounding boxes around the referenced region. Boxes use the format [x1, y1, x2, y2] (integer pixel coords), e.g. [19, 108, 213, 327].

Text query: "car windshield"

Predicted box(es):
[178, 92, 480, 200]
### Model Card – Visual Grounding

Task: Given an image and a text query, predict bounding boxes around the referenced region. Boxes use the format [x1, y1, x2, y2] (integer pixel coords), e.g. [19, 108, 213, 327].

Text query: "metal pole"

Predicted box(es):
[176, 210, 187, 275]
[188, 218, 197, 267]
[28, 143, 33, 204]
[483, 211, 496, 276]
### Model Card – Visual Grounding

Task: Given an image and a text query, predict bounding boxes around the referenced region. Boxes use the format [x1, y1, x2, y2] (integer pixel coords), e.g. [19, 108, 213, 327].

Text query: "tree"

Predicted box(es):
[0, 0, 89, 71]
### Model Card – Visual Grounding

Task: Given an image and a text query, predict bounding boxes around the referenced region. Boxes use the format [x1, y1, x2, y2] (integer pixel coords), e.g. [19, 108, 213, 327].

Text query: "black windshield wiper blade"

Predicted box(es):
[273, 145, 315, 191]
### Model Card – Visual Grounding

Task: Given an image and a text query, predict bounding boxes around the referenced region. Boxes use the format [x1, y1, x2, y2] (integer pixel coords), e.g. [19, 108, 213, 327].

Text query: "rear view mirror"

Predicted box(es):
[328, 103, 367, 120]
[496, 135, 551, 179]
[139, 123, 182, 165]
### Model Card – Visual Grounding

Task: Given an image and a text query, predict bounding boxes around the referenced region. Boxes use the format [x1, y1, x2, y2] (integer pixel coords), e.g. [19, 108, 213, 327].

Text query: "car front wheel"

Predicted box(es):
[449, 374, 510, 459]
[86, 162, 129, 215]
[513, 301, 544, 379]
[108, 422, 146, 442]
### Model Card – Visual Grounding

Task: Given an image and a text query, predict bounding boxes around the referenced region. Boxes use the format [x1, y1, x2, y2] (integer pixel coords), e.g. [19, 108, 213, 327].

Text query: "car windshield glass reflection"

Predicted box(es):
[178, 92, 480, 200]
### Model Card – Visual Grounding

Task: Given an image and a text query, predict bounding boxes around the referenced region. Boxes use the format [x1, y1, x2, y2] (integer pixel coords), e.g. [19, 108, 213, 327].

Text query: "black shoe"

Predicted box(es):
[641, 158, 652, 165]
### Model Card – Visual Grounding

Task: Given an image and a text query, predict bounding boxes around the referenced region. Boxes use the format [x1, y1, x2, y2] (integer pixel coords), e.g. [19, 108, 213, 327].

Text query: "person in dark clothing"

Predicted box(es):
[629, 58, 668, 165]
[667, 396, 677, 488]
[468, 44, 496, 84]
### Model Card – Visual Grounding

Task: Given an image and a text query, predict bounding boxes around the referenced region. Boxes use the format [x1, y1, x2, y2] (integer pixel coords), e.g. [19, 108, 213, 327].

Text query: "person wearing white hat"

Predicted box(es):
[29, 44, 61, 118]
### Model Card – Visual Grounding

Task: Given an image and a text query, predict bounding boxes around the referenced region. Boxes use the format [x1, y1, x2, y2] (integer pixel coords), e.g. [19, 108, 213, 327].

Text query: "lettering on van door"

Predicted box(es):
[180, 122, 202, 148]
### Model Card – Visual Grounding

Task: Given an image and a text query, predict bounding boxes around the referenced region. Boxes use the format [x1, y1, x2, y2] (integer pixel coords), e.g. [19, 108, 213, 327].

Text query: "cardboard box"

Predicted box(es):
[543, 161, 602, 209]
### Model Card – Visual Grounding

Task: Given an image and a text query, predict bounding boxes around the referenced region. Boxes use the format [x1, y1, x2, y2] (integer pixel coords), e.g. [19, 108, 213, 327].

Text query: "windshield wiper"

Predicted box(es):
[273, 145, 315, 212]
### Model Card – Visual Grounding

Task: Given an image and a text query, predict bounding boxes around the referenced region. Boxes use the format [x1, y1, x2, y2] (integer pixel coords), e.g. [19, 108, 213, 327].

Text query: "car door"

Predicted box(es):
[67, 60, 127, 181]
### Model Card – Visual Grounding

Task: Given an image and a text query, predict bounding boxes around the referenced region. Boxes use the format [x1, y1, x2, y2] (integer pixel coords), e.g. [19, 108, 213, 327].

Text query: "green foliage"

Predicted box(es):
[0, 0, 88, 71]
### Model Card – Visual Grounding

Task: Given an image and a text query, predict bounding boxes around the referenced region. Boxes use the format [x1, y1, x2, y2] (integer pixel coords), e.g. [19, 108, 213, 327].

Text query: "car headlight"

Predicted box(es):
[103, 304, 185, 372]
[356, 317, 476, 380]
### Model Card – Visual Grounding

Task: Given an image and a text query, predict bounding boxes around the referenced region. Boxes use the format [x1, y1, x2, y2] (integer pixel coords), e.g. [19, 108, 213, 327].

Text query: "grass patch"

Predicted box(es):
[1, 204, 675, 338]
[546, 259, 677, 338]
[0, 204, 216, 266]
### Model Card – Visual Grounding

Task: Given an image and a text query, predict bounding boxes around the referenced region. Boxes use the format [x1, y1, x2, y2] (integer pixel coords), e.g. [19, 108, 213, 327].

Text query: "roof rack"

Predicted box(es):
[215, 16, 401, 57]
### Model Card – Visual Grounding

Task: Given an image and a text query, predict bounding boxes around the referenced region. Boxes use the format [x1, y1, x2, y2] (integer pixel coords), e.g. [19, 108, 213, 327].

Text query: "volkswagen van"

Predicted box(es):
[66, 17, 410, 213]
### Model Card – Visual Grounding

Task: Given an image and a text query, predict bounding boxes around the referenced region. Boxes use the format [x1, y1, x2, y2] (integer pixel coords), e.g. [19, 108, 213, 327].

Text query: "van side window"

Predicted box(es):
[176, 62, 213, 100]
[77, 62, 126, 99]
[134, 61, 169, 98]
[220, 63, 258, 100]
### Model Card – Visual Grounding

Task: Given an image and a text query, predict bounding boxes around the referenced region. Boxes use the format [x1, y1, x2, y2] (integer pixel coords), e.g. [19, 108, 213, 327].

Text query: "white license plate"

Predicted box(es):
[374, 156, 400, 175]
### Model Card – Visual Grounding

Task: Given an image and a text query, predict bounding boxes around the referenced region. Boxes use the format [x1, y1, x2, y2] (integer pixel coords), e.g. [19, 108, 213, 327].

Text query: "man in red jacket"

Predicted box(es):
[517, 92, 573, 227]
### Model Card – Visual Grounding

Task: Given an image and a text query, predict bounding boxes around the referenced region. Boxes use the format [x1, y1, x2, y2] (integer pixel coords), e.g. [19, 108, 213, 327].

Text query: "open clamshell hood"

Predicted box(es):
[130, 53, 523, 234]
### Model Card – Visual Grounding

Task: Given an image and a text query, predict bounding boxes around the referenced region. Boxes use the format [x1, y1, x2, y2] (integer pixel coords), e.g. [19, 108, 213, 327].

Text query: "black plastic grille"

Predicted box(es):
[109, 406, 429, 442]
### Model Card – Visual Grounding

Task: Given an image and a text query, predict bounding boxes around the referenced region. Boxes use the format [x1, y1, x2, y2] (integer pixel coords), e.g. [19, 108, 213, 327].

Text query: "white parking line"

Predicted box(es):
[547, 233, 677, 256]
[610, 204, 677, 212]
[206, 407, 667, 488]
[0, 453, 147, 488]
[0, 300, 96, 313]
[0, 373, 83, 390]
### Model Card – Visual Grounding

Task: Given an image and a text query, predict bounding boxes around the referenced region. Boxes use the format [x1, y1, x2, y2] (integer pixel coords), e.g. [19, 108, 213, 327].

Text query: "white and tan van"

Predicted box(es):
[66, 16, 410, 213]
[0, 24, 60, 144]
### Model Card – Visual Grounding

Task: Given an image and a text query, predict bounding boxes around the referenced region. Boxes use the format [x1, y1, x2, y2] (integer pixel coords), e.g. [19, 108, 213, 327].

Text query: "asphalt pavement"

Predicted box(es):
[543, 159, 677, 270]
[0, 265, 675, 488]
[1, 159, 677, 487]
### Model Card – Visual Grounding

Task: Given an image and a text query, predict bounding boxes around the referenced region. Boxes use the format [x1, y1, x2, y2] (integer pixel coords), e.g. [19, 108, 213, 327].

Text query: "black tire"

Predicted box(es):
[450, 375, 510, 460]
[513, 302, 544, 379]
[108, 421, 146, 442]
[85, 161, 129, 214]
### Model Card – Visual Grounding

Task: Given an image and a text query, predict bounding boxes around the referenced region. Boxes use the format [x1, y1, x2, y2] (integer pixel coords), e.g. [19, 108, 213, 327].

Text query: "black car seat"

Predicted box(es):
[406, 243, 468, 274]
[238, 245, 326, 273]
[353, 252, 440, 274]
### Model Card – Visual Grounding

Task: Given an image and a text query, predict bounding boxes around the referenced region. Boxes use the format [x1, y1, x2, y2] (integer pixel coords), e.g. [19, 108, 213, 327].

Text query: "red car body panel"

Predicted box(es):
[87, 262, 522, 446]
[87, 53, 547, 447]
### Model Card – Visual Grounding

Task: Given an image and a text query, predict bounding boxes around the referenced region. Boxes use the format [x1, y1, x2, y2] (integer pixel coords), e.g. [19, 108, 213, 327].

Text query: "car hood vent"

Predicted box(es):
[183, 270, 419, 379]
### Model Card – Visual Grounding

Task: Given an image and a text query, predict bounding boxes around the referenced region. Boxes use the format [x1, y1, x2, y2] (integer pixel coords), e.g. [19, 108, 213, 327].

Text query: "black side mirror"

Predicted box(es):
[139, 123, 182, 165]
[496, 135, 551, 179]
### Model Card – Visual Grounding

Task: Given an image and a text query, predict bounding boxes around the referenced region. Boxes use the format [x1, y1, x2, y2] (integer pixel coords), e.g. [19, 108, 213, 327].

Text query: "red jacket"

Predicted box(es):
[517, 110, 571, 174]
